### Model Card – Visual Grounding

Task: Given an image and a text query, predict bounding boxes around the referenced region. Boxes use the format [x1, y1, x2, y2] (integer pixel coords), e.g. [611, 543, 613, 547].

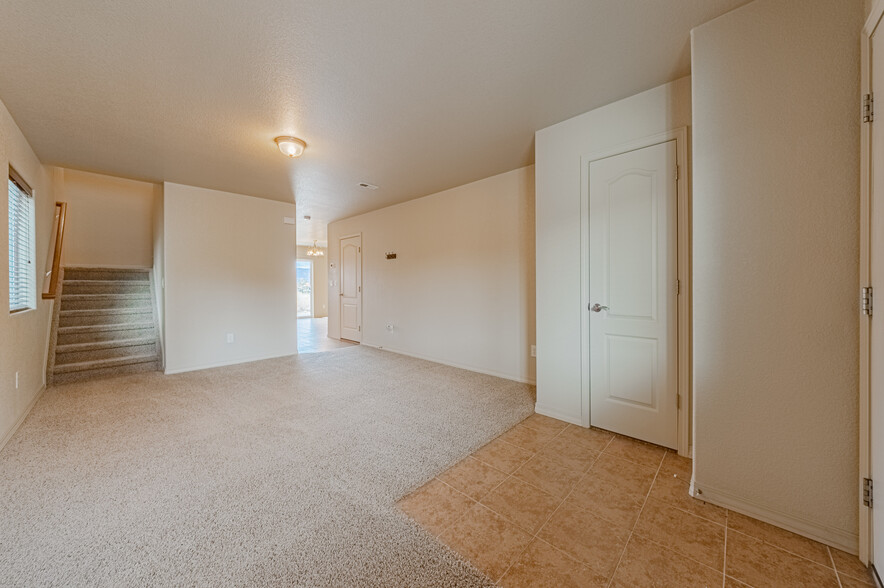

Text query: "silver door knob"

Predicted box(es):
[590, 303, 609, 312]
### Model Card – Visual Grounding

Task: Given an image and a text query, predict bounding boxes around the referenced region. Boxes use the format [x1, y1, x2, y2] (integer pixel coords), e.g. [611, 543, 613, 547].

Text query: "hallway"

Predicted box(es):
[297, 317, 356, 354]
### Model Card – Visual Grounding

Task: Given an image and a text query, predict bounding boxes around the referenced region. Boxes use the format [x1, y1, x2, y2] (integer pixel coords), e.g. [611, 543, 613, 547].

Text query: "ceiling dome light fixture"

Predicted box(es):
[274, 136, 307, 158]
[306, 240, 324, 257]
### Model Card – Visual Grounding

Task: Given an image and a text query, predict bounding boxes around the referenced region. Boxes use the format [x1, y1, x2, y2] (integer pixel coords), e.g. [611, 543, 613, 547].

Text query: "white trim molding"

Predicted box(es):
[363, 342, 536, 386]
[691, 480, 859, 555]
[866, 0, 884, 37]
[0, 385, 46, 453]
[163, 352, 298, 375]
[534, 403, 583, 426]
[859, 3, 882, 565]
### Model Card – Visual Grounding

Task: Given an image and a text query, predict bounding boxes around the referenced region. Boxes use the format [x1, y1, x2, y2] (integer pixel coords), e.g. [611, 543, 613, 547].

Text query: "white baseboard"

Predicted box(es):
[164, 351, 297, 375]
[690, 480, 859, 555]
[534, 403, 582, 426]
[0, 385, 46, 453]
[361, 342, 536, 385]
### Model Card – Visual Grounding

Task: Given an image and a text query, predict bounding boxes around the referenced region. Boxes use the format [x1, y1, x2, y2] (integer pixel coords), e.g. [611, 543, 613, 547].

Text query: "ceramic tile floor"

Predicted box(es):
[297, 317, 357, 353]
[398, 414, 876, 588]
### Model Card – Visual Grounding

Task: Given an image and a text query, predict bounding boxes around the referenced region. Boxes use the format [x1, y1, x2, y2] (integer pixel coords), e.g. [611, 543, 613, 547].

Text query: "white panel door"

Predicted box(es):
[870, 21, 884, 574]
[589, 141, 678, 449]
[339, 235, 362, 342]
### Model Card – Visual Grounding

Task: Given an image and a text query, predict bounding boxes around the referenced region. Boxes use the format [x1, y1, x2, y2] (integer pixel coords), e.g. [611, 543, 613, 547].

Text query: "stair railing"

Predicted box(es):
[41, 201, 67, 300]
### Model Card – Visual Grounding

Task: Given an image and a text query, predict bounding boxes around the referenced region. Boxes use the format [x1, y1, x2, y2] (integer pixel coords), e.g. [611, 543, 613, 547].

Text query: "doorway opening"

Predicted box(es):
[296, 256, 355, 354]
[297, 259, 313, 318]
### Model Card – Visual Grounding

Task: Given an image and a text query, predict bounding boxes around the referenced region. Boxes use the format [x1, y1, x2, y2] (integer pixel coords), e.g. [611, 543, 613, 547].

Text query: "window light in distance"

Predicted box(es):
[274, 136, 306, 158]
[306, 240, 324, 257]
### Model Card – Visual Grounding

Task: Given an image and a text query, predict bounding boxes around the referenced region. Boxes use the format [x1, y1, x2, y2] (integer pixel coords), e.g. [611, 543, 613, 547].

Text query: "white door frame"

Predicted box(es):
[338, 232, 363, 341]
[579, 127, 691, 457]
[859, 1, 883, 566]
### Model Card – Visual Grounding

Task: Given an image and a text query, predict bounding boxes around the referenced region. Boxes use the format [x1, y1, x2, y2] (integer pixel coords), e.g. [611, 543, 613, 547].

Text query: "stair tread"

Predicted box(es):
[62, 293, 152, 299]
[60, 307, 152, 316]
[55, 336, 157, 353]
[64, 280, 150, 286]
[53, 353, 158, 374]
[64, 266, 149, 271]
[57, 321, 156, 334]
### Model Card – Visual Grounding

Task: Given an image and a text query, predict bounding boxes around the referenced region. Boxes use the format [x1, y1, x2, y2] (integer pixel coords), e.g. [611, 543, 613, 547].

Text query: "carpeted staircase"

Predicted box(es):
[49, 267, 161, 385]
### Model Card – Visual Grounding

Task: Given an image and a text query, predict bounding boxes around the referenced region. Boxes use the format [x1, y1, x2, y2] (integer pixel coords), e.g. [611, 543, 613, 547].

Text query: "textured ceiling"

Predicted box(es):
[0, 0, 751, 246]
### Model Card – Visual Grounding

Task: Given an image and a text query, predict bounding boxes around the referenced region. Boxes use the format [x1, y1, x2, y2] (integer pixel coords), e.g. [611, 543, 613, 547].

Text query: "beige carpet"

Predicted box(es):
[0, 346, 535, 587]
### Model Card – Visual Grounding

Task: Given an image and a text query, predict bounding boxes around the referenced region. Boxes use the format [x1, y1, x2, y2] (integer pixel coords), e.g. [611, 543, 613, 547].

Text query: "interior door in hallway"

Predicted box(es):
[339, 235, 362, 342]
[589, 140, 678, 449]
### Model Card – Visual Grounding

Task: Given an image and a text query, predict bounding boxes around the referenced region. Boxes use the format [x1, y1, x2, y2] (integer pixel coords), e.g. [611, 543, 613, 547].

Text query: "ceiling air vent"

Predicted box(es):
[358, 182, 379, 190]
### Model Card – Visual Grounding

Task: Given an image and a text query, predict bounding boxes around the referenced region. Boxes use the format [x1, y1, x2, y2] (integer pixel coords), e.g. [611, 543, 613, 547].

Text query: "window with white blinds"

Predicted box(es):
[8, 169, 35, 313]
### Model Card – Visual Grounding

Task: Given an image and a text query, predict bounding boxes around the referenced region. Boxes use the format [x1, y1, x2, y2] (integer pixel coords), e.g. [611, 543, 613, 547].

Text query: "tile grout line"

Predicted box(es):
[491, 423, 584, 583]
[494, 424, 615, 584]
[722, 509, 728, 588]
[429, 419, 572, 584]
[437, 420, 846, 588]
[431, 473, 502, 536]
[628, 533, 726, 580]
[828, 546, 845, 588]
[724, 526, 842, 573]
[490, 429, 677, 584]
[490, 421, 571, 496]
[724, 504, 843, 573]
[411, 476, 477, 536]
[428, 418, 568, 538]
[825, 546, 880, 587]
[417, 420, 758, 587]
[605, 449, 667, 588]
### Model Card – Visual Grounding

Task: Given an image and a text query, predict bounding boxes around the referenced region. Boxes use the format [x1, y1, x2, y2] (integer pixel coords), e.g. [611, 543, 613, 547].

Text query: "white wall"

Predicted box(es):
[691, 0, 862, 551]
[163, 183, 298, 373]
[0, 97, 56, 448]
[327, 166, 536, 384]
[57, 168, 156, 268]
[534, 78, 692, 424]
[296, 245, 328, 318]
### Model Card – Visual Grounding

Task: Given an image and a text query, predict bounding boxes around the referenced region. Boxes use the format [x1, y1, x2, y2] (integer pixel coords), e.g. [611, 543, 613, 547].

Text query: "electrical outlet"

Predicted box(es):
[226, 333, 235, 344]
[530, 345, 537, 358]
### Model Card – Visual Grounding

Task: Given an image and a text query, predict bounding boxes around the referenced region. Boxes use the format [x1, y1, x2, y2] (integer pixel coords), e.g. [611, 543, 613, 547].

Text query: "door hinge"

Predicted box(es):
[677, 394, 681, 409]
[862, 286, 873, 316]
[358, 247, 361, 253]
[358, 325, 361, 332]
[676, 279, 681, 295]
[358, 285, 361, 293]
[864, 93, 874, 123]
[675, 165, 679, 181]
[864, 478, 874, 508]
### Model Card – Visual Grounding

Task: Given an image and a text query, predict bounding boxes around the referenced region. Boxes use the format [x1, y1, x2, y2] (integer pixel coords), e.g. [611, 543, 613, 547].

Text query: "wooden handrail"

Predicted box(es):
[42, 201, 67, 300]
